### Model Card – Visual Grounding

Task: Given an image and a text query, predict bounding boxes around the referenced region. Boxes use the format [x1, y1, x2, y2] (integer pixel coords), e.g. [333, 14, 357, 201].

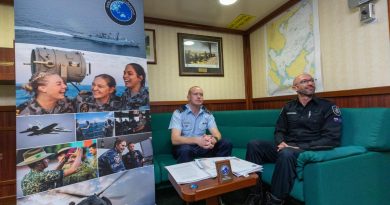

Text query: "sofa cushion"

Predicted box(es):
[154, 162, 161, 184]
[152, 130, 172, 154]
[341, 108, 390, 151]
[232, 148, 246, 159]
[154, 154, 177, 183]
[296, 146, 367, 180]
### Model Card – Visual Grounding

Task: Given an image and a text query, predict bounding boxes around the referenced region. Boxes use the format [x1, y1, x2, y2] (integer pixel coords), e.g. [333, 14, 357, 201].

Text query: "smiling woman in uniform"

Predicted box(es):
[17, 71, 74, 115]
[121, 63, 150, 110]
[74, 74, 122, 112]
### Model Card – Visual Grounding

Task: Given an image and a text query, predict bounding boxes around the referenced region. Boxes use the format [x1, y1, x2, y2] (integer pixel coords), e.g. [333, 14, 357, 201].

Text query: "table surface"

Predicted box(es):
[168, 172, 258, 203]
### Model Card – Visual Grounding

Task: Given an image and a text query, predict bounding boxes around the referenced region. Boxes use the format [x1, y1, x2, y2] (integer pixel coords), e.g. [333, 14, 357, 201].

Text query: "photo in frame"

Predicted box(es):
[177, 33, 224, 76]
[145, 29, 157, 64]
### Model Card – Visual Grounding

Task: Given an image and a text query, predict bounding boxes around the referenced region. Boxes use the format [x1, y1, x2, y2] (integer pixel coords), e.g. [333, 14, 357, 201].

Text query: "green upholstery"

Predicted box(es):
[296, 146, 367, 180]
[340, 108, 390, 150]
[151, 108, 390, 205]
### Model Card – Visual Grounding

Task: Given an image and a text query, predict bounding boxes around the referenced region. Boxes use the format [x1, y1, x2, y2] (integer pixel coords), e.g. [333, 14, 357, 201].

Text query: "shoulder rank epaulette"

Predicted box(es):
[202, 106, 211, 114]
[177, 105, 187, 113]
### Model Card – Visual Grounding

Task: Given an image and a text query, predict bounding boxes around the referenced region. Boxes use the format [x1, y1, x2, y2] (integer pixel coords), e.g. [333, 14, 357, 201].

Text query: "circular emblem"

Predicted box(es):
[332, 105, 341, 116]
[80, 103, 89, 112]
[105, 0, 137, 25]
[220, 165, 230, 176]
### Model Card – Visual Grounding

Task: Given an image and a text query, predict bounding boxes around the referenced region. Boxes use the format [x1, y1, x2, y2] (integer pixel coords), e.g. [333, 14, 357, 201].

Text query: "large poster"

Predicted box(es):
[15, 0, 154, 204]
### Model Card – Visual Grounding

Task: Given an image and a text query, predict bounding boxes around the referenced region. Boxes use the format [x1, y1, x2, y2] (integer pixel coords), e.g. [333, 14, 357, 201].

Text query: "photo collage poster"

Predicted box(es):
[15, 0, 154, 204]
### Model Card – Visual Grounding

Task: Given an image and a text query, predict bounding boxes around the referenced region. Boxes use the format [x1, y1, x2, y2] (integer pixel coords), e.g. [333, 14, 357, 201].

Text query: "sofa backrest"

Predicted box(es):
[213, 110, 280, 148]
[151, 112, 173, 154]
[151, 108, 390, 154]
[340, 108, 390, 151]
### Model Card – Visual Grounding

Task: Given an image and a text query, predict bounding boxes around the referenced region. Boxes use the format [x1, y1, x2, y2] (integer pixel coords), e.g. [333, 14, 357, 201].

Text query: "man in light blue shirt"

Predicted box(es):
[169, 86, 232, 163]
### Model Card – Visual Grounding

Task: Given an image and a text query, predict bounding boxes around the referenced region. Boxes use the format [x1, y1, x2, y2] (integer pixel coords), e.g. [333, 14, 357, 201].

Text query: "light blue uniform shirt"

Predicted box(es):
[168, 104, 217, 137]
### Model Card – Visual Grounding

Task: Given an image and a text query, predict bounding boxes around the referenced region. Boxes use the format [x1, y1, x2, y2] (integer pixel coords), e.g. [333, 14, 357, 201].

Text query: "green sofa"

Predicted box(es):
[151, 108, 390, 205]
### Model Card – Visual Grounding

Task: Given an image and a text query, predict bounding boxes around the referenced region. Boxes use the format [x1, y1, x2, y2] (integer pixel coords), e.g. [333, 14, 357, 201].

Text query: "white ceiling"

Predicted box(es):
[144, 0, 290, 31]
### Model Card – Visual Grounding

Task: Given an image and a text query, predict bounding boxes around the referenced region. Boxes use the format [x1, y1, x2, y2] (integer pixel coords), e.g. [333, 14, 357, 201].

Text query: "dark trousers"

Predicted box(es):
[173, 139, 233, 163]
[245, 140, 303, 199]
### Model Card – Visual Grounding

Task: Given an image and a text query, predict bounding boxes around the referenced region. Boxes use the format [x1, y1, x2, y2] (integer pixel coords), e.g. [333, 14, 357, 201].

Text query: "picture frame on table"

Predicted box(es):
[145, 29, 157, 64]
[177, 33, 224, 76]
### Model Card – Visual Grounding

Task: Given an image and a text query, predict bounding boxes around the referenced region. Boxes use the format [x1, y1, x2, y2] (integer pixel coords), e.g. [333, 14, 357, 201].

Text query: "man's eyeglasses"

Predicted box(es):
[296, 79, 315, 85]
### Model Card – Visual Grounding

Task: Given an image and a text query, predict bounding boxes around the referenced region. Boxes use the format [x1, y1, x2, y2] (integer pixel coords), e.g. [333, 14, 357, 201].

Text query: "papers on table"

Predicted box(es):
[165, 157, 262, 184]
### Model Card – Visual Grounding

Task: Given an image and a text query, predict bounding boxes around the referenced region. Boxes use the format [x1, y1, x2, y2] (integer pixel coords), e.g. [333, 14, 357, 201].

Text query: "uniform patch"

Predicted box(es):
[287, 112, 297, 115]
[80, 103, 89, 112]
[332, 105, 341, 116]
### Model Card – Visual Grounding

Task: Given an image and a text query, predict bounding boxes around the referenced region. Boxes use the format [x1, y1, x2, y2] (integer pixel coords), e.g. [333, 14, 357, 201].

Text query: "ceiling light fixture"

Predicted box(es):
[184, 41, 194, 46]
[219, 0, 237, 6]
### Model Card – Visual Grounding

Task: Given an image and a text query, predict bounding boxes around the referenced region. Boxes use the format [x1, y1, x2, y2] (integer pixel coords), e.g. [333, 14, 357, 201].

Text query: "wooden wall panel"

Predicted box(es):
[253, 86, 390, 109]
[0, 48, 15, 84]
[0, 106, 16, 204]
[151, 100, 246, 113]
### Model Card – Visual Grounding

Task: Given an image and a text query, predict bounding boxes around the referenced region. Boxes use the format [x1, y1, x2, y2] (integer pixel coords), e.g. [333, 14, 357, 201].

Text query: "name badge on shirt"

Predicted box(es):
[287, 112, 297, 115]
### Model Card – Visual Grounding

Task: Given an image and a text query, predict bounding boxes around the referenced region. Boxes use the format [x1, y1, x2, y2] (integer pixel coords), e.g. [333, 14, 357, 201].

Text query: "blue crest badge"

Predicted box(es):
[220, 165, 230, 176]
[105, 0, 137, 25]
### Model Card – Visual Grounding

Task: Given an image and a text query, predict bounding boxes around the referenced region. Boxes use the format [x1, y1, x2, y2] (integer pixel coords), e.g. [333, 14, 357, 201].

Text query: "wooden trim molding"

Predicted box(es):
[388, 0, 390, 38]
[0, 0, 13, 6]
[150, 99, 246, 113]
[254, 86, 390, 102]
[0, 106, 15, 112]
[144, 16, 245, 35]
[242, 34, 253, 110]
[0, 47, 15, 84]
[253, 86, 390, 109]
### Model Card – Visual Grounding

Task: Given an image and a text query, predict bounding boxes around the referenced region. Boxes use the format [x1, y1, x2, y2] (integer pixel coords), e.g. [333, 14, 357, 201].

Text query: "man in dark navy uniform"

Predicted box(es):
[245, 73, 342, 205]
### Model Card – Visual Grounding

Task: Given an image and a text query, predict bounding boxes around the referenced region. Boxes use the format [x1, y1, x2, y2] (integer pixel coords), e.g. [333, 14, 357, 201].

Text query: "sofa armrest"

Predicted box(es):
[303, 152, 390, 205]
[296, 146, 366, 180]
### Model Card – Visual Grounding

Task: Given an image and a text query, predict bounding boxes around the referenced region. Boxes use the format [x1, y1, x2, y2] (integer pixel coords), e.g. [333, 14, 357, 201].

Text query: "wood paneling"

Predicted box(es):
[0, 0, 13, 6]
[150, 99, 246, 113]
[0, 106, 16, 203]
[243, 34, 253, 110]
[253, 86, 390, 109]
[0, 48, 15, 84]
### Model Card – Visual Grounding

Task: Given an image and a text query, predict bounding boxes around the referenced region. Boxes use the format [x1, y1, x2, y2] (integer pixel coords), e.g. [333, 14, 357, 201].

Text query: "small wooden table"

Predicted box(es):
[168, 173, 258, 205]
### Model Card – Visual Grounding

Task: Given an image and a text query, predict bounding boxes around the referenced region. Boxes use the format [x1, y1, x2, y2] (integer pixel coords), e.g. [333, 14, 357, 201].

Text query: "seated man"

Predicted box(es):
[245, 73, 342, 205]
[169, 86, 233, 163]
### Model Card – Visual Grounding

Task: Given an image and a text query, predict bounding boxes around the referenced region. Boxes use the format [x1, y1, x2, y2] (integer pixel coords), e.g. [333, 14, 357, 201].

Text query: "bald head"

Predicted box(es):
[188, 86, 202, 95]
[293, 73, 313, 86]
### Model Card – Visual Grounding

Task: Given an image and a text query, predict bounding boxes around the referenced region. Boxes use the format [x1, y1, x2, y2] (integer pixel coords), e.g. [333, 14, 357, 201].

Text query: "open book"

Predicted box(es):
[165, 157, 262, 184]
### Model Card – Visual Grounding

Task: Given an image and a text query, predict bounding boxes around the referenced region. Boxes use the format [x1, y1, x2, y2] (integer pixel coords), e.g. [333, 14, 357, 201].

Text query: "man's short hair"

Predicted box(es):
[187, 86, 201, 95]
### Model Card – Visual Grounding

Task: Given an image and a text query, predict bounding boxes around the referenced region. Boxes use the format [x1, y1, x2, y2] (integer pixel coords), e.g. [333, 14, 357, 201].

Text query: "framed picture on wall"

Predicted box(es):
[145, 29, 157, 64]
[177, 33, 224, 76]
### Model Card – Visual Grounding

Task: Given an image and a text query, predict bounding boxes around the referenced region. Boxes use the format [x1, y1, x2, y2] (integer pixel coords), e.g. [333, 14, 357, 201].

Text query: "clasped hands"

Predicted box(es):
[197, 134, 217, 149]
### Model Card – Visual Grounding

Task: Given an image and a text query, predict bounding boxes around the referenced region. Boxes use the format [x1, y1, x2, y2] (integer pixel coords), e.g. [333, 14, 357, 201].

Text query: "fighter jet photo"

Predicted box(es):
[19, 122, 72, 136]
